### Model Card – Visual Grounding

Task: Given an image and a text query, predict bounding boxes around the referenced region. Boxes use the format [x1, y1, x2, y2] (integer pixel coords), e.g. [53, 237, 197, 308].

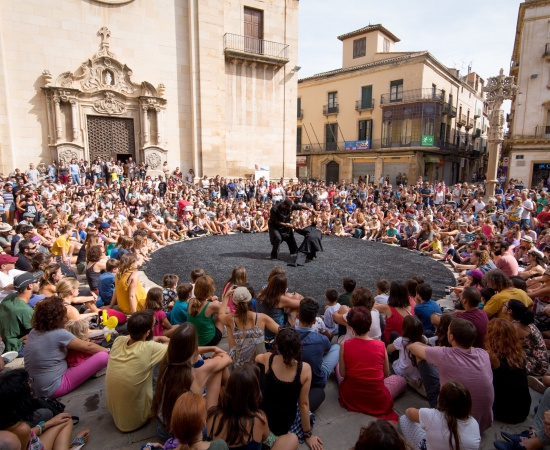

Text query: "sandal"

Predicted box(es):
[70, 429, 90, 450]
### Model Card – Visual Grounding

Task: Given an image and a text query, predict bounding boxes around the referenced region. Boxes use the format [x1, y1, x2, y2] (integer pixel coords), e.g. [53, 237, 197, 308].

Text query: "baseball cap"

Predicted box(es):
[23, 213, 35, 219]
[100, 222, 111, 229]
[0, 223, 12, 232]
[465, 269, 483, 280]
[232, 287, 252, 304]
[14, 271, 43, 290]
[0, 254, 17, 265]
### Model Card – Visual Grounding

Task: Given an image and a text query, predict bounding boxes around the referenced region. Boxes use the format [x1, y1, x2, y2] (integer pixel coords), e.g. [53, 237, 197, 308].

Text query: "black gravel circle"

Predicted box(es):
[143, 233, 456, 307]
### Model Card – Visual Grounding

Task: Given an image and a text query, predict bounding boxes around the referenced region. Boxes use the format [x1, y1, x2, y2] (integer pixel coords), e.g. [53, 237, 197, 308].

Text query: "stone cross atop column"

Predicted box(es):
[482, 68, 517, 198]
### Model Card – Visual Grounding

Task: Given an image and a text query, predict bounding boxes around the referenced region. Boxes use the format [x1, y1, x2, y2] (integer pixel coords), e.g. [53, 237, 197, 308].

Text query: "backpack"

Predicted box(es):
[407, 237, 417, 250]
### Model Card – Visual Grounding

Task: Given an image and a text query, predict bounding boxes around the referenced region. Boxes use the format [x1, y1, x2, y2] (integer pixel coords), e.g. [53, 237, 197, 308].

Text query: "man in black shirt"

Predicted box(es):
[288, 218, 323, 267]
[268, 199, 309, 260]
[15, 240, 37, 271]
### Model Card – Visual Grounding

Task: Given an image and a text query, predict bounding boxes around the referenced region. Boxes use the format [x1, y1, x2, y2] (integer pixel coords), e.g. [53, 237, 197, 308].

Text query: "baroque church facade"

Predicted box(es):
[0, 0, 299, 178]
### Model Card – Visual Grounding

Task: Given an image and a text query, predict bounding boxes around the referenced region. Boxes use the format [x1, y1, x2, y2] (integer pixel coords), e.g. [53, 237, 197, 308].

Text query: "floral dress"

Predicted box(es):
[521, 323, 549, 376]
[228, 313, 265, 368]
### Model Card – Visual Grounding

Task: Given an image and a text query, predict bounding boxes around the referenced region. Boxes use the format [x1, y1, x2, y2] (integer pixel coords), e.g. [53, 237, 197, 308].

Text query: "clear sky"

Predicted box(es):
[297, 0, 520, 107]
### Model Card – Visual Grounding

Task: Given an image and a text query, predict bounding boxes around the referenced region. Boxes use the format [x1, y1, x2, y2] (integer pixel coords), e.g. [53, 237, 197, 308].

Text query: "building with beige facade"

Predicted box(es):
[0, 0, 299, 178]
[503, 0, 550, 189]
[296, 24, 489, 185]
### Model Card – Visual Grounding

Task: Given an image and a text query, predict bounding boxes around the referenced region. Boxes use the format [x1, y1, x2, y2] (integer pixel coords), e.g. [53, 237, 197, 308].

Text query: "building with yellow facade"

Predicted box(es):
[296, 24, 489, 185]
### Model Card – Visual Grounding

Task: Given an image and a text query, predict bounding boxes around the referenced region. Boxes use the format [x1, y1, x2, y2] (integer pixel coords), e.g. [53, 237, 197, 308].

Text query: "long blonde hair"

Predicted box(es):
[55, 278, 79, 298]
[65, 319, 89, 341]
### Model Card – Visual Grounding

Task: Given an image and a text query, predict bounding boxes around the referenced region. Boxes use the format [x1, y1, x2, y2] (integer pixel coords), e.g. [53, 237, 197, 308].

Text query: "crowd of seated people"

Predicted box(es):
[1, 160, 550, 449]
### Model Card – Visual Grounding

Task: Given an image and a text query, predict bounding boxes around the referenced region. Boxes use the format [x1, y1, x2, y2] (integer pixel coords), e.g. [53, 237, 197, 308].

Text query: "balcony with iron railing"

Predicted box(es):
[355, 98, 375, 111]
[299, 138, 462, 153]
[297, 109, 303, 119]
[474, 109, 481, 118]
[457, 114, 467, 126]
[544, 43, 550, 59]
[510, 60, 520, 72]
[323, 104, 339, 115]
[223, 33, 289, 66]
[466, 118, 474, 129]
[509, 125, 550, 140]
[380, 88, 445, 105]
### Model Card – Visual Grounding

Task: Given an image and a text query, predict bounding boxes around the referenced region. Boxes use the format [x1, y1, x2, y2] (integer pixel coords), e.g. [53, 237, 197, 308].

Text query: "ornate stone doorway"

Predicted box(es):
[87, 116, 135, 162]
[41, 27, 168, 176]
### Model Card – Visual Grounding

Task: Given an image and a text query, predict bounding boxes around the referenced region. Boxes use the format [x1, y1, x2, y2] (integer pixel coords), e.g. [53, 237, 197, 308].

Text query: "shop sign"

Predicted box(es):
[296, 156, 307, 167]
[536, 163, 550, 170]
[503, 157, 509, 167]
[344, 140, 370, 150]
[421, 135, 434, 146]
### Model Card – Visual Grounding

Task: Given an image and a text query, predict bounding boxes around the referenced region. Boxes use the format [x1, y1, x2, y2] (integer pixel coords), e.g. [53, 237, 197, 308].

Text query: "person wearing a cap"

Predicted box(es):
[0, 253, 23, 301]
[0, 222, 13, 253]
[217, 285, 280, 368]
[0, 271, 42, 354]
[515, 235, 536, 264]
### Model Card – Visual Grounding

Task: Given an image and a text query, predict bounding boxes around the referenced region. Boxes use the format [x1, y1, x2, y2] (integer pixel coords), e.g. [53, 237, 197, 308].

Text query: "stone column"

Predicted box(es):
[70, 100, 79, 141]
[54, 97, 63, 140]
[156, 108, 162, 146]
[142, 106, 149, 145]
[482, 69, 517, 199]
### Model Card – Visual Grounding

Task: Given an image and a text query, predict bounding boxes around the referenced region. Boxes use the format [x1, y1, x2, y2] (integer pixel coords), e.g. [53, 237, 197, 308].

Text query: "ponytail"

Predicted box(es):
[189, 297, 202, 317]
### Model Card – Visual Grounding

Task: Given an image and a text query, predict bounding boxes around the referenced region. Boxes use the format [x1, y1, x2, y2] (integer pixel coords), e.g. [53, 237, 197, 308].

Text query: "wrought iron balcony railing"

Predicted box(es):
[223, 33, 289, 64]
[355, 99, 375, 111]
[323, 104, 339, 115]
[380, 88, 445, 105]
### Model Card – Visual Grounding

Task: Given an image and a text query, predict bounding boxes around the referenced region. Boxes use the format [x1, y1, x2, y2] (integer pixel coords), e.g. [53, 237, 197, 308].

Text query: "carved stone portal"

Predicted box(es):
[41, 27, 167, 171]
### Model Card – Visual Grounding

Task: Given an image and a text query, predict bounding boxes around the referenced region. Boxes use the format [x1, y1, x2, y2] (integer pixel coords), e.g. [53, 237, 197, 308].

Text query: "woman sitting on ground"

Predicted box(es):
[75, 230, 101, 274]
[504, 299, 549, 377]
[39, 263, 63, 297]
[337, 306, 406, 420]
[163, 392, 229, 450]
[56, 278, 100, 321]
[0, 369, 92, 450]
[207, 364, 299, 450]
[218, 285, 279, 369]
[256, 274, 302, 341]
[255, 328, 323, 449]
[188, 275, 224, 347]
[520, 250, 547, 280]
[24, 297, 109, 398]
[399, 381, 481, 450]
[151, 322, 231, 440]
[484, 318, 530, 424]
[85, 245, 109, 295]
[373, 281, 412, 343]
[333, 286, 381, 343]
[415, 222, 434, 248]
[108, 253, 147, 314]
[222, 266, 248, 313]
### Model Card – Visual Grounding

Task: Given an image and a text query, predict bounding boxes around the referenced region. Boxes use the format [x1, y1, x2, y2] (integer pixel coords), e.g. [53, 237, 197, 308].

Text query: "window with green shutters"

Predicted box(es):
[361, 86, 373, 109]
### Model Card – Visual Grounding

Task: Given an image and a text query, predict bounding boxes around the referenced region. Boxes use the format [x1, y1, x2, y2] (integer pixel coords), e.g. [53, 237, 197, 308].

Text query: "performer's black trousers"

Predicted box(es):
[270, 229, 298, 259]
[288, 251, 316, 267]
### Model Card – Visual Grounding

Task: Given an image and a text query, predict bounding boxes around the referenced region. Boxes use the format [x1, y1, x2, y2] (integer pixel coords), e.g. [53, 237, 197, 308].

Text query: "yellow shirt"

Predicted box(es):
[105, 336, 167, 432]
[430, 241, 442, 254]
[51, 235, 70, 257]
[484, 288, 533, 319]
[115, 270, 146, 314]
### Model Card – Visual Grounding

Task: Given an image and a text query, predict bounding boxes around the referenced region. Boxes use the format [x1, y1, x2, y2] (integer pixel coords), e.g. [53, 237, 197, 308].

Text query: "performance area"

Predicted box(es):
[144, 233, 457, 304]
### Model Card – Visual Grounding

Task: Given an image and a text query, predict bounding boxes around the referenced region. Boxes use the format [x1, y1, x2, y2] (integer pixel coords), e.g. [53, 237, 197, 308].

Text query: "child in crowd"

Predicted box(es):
[374, 279, 390, 304]
[162, 274, 179, 313]
[189, 268, 206, 298]
[413, 283, 440, 336]
[332, 218, 349, 237]
[65, 319, 93, 367]
[170, 283, 193, 325]
[96, 258, 119, 307]
[323, 288, 340, 335]
[145, 287, 176, 338]
[387, 315, 427, 396]
[424, 233, 442, 257]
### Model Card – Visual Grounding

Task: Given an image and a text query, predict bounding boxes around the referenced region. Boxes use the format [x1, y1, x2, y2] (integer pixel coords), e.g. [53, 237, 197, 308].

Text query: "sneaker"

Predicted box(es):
[528, 375, 547, 394]
[500, 430, 531, 444]
[494, 441, 524, 450]
[1, 351, 18, 364]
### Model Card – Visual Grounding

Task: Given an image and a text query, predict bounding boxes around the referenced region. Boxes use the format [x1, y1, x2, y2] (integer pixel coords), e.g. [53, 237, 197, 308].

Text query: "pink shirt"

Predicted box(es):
[495, 252, 519, 277]
[153, 309, 167, 337]
[425, 346, 493, 433]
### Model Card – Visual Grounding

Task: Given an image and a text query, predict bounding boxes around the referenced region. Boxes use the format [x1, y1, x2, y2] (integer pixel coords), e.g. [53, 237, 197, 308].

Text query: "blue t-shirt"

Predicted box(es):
[97, 272, 115, 306]
[296, 326, 331, 388]
[413, 300, 441, 333]
[170, 300, 189, 325]
[345, 202, 357, 214]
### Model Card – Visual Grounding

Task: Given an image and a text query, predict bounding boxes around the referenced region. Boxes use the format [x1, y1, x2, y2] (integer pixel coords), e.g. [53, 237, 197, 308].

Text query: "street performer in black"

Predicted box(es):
[268, 199, 309, 260]
[288, 216, 323, 267]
